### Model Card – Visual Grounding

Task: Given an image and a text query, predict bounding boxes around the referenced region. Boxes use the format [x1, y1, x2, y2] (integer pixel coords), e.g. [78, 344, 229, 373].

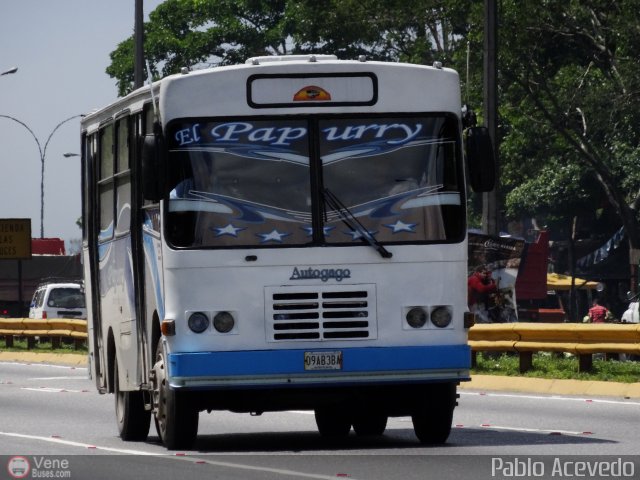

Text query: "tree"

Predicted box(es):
[290, 0, 473, 65]
[107, 0, 477, 97]
[497, 0, 640, 286]
[107, 0, 293, 96]
[506, 162, 600, 320]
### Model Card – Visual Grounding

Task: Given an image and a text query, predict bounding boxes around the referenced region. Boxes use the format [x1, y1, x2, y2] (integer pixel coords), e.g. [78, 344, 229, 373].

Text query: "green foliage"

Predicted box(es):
[107, 0, 479, 97]
[290, 0, 474, 64]
[107, 0, 293, 96]
[497, 0, 640, 244]
[505, 162, 595, 222]
[1, 339, 87, 354]
[473, 352, 640, 383]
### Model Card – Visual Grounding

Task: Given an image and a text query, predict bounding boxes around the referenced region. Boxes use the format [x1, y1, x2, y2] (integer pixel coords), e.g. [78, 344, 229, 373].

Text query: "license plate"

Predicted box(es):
[304, 351, 343, 371]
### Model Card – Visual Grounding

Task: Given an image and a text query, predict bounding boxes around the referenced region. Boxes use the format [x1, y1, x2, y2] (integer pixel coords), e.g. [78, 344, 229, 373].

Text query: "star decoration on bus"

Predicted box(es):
[344, 229, 378, 240]
[302, 225, 335, 237]
[384, 220, 417, 233]
[212, 224, 246, 237]
[257, 229, 291, 243]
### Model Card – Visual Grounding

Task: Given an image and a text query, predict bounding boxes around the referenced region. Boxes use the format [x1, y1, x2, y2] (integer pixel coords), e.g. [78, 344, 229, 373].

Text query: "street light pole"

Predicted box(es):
[0, 114, 83, 238]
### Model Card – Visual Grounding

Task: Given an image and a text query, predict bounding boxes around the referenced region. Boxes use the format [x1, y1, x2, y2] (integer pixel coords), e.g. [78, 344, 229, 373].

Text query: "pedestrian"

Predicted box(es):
[587, 298, 609, 323]
[468, 265, 498, 323]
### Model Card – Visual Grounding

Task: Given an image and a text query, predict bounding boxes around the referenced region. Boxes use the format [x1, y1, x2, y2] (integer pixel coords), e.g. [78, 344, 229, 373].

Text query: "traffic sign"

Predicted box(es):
[0, 218, 32, 259]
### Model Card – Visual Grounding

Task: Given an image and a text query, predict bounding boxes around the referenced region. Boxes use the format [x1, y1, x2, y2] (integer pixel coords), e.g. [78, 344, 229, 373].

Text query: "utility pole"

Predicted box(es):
[482, 0, 499, 236]
[134, 0, 145, 90]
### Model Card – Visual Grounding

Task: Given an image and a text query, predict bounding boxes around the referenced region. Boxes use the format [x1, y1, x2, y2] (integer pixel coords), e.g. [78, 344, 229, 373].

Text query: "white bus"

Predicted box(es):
[81, 54, 494, 450]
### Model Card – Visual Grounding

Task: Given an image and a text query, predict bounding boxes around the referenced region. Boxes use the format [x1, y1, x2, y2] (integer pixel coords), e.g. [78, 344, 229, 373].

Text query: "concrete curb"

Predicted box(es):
[1, 352, 638, 398]
[0, 351, 88, 367]
[462, 374, 640, 399]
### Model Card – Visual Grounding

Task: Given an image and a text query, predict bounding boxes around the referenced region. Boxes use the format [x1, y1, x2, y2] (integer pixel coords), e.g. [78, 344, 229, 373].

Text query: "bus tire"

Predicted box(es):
[352, 413, 387, 437]
[153, 343, 199, 450]
[314, 407, 351, 438]
[411, 383, 456, 445]
[114, 359, 151, 441]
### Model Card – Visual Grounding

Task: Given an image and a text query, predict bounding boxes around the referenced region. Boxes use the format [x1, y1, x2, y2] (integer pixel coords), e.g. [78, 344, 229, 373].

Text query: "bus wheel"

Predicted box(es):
[152, 343, 198, 450]
[314, 407, 351, 438]
[411, 383, 456, 445]
[114, 359, 151, 441]
[352, 413, 387, 437]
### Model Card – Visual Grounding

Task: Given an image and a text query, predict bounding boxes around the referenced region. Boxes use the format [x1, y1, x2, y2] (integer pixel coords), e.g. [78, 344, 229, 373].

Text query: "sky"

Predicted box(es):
[0, 0, 164, 250]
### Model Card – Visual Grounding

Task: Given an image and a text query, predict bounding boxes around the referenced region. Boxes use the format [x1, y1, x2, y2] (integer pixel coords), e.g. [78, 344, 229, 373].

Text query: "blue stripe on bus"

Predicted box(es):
[168, 344, 470, 378]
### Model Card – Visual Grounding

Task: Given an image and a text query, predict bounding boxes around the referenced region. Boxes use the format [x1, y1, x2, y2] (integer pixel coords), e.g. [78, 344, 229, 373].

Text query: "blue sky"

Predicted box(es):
[0, 0, 163, 249]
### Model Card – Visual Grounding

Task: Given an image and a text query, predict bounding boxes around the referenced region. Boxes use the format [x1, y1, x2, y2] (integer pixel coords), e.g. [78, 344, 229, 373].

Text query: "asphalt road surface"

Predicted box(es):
[1, 361, 638, 480]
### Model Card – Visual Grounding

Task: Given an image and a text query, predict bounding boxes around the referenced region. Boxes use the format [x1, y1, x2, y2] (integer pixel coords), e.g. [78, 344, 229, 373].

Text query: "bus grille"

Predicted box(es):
[265, 285, 377, 342]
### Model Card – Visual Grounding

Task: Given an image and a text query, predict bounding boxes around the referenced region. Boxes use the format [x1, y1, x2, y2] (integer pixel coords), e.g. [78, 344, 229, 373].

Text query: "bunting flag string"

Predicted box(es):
[576, 227, 625, 269]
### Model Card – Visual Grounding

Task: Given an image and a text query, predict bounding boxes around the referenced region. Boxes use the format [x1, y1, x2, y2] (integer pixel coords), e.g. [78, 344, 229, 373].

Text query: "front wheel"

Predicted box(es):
[352, 412, 387, 437]
[114, 359, 151, 441]
[411, 383, 457, 445]
[152, 342, 199, 450]
[314, 406, 351, 438]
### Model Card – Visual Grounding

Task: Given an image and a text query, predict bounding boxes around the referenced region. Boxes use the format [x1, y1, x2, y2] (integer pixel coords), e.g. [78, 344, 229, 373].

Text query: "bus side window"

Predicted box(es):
[115, 116, 131, 236]
[98, 124, 115, 242]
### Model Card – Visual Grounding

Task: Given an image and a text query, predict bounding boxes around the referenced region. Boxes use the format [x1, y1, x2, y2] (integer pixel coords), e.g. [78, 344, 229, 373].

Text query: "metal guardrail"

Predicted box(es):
[0, 318, 87, 349]
[2, 319, 638, 371]
[469, 323, 640, 372]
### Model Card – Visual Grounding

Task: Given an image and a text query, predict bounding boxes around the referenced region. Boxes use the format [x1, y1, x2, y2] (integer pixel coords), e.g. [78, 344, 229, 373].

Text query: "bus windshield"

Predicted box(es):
[165, 115, 463, 248]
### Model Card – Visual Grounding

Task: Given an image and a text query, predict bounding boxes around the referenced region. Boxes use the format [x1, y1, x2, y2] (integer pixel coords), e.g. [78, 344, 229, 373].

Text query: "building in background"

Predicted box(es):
[0, 238, 82, 317]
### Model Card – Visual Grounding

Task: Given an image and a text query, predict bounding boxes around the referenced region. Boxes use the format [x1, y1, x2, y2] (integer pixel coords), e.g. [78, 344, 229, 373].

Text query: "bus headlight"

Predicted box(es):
[430, 306, 452, 328]
[406, 307, 428, 328]
[213, 311, 235, 333]
[188, 312, 210, 333]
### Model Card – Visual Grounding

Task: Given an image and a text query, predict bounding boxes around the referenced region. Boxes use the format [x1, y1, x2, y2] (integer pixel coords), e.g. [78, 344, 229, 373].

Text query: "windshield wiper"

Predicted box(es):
[323, 188, 392, 259]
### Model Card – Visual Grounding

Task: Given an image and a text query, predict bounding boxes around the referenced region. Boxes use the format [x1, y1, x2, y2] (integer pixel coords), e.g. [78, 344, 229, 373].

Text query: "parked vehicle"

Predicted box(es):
[29, 280, 87, 320]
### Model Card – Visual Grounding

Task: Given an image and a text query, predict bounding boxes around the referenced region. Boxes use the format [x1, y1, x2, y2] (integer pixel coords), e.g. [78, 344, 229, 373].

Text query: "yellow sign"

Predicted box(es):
[0, 219, 31, 259]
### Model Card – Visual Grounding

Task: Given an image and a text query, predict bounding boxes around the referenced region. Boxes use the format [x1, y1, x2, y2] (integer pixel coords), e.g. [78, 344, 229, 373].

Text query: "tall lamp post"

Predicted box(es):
[0, 114, 83, 238]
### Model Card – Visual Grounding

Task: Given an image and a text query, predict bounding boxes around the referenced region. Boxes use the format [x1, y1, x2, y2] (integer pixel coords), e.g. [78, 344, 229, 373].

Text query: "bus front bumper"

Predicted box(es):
[167, 344, 471, 390]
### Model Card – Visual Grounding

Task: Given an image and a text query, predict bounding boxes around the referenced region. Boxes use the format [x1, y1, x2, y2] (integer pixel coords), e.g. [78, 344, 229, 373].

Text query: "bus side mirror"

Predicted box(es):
[142, 134, 162, 202]
[466, 126, 496, 193]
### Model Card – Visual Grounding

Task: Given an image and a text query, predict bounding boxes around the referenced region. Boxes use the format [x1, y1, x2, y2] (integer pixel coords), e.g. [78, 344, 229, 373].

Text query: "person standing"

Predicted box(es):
[588, 298, 609, 323]
[468, 265, 498, 323]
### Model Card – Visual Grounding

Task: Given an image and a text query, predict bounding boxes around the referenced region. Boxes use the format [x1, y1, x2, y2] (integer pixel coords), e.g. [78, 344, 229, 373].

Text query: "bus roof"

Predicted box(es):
[81, 56, 461, 134]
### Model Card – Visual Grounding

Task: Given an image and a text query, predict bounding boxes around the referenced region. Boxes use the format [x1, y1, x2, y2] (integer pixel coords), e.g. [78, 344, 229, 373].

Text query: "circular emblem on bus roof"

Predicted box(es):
[293, 86, 331, 101]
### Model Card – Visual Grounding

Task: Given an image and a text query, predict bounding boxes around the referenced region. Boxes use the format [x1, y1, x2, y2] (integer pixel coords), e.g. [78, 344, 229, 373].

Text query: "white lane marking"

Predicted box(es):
[28, 376, 86, 380]
[0, 432, 361, 479]
[460, 391, 640, 406]
[21, 387, 84, 393]
[0, 431, 159, 455]
[458, 424, 586, 436]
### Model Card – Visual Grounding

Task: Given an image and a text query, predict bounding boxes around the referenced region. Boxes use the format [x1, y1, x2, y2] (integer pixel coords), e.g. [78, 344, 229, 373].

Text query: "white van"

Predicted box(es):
[29, 280, 87, 320]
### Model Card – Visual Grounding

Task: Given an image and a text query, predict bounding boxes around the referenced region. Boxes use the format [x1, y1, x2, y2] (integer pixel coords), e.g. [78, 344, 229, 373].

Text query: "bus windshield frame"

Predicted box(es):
[164, 113, 465, 249]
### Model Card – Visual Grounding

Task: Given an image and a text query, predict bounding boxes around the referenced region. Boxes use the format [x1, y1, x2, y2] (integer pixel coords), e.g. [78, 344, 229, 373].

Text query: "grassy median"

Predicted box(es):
[1, 338, 87, 354]
[472, 352, 640, 383]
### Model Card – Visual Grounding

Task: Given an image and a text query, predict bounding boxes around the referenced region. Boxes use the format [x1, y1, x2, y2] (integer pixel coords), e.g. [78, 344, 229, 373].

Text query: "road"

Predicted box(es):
[1, 361, 638, 480]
